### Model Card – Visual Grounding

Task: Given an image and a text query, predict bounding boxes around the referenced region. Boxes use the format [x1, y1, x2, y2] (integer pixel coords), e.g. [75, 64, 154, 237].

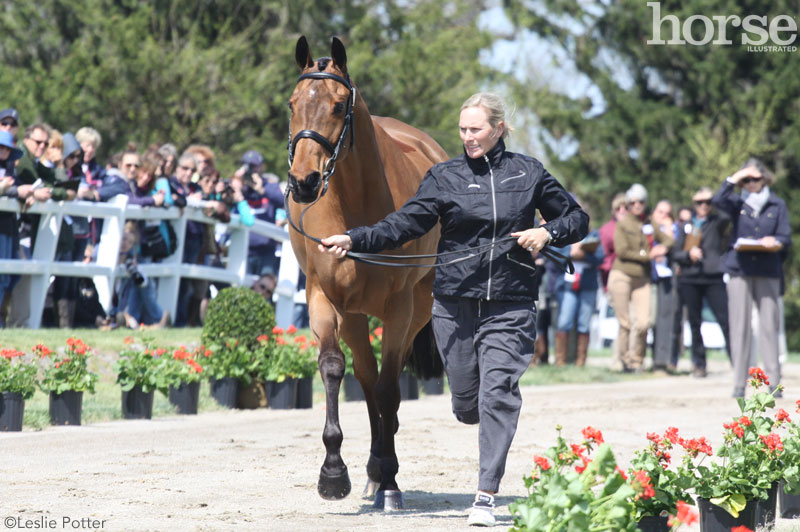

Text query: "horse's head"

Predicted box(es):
[287, 36, 356, 204]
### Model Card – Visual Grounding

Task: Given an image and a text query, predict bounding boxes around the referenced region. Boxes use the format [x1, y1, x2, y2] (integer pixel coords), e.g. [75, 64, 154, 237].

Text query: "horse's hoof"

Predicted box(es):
[373, 490, 404, 511]
[318, 468, 351, 500]
[362, 478, 380, 500]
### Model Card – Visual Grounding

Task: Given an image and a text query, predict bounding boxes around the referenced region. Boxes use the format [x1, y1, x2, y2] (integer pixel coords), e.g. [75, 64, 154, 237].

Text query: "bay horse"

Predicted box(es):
[286, 36, 448, 510]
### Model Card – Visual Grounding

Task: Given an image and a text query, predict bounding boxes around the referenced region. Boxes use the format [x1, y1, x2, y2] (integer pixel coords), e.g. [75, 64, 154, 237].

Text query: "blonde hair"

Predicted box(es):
[75, 127, 102, 149]
[47, 129, 64, 151]
[610, 192, 627, 213]
[460, 92, 514, 139]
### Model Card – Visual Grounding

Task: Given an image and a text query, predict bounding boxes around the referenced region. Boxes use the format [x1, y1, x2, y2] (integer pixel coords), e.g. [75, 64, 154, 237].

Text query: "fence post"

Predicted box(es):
[275, 239, 299, 329]
[28, 203, 64, 329]
[155, 215, 185, 322]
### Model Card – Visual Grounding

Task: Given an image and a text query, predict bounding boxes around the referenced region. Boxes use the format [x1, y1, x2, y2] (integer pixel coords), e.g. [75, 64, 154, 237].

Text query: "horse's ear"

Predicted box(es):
[296, 36, 314, 70]
[331, 36, 347, 72]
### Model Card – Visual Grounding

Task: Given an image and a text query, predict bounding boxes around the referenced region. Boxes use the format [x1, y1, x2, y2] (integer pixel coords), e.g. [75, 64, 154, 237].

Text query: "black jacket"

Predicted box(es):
[672, 212, 731, 282]
[348, 140, 589, 302]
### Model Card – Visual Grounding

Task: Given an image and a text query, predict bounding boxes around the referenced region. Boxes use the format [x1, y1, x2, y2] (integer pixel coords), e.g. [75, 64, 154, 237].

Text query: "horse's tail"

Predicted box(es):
[406, 320, 444, 380]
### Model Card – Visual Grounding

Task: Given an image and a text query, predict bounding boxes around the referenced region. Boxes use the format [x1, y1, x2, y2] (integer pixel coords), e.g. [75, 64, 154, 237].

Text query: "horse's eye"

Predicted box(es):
[333, 102, 345, 115]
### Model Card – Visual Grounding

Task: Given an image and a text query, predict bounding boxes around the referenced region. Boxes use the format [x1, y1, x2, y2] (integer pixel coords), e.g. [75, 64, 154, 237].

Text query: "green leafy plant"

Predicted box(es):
[510, 425, 646, 531]
[36, 338, 99, 394]
[780, 401, 800, 494]
[164, 345, 205, 387]
[258, 325, 318, 382]
[0, 347, 38, 399]
[678, 367, 783, 517]
[203, 339, 258, 384]
[629, 427, 704, 521]
[114, 337, 172, 394]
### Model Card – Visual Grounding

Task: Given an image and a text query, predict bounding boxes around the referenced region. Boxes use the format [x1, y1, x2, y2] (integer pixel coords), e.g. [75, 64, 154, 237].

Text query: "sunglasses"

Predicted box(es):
[123, 163, 141, 168]
[29, 138, 48, 147]
[0, 119, 17, 127]
[694, 199, 711, 206]
[628, 200, 645, 206]
[741, 177, 763, 185]
[178, 164, 196, 172]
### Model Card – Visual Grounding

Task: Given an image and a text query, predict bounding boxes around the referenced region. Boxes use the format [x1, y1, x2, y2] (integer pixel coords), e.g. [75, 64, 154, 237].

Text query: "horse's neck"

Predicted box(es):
[326, 97, 393, 223]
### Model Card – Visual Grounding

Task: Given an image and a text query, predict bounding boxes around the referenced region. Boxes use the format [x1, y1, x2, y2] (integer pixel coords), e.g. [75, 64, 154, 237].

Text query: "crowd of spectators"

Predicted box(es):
[0, 107, 291, 330]
[533, 158, 790, 398]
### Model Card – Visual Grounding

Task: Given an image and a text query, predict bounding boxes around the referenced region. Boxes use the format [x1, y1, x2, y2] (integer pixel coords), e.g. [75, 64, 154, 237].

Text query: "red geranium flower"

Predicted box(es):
[533, 455, 551, 471]
[776, 409, 792, 423]
[668, 500, 698, 527]
[748, 367, 769, 387]
[272, 326, 284, 335]
[581, 426, 604, 444]
[287, 324, 298, 334]
[631, 470, 655, 500]
[760, 432, 783, 453]
[731, 527, 753, 532]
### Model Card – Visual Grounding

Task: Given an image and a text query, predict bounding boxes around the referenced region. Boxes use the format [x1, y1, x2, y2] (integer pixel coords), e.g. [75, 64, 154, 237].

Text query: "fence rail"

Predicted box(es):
[0, 195, 303, 329]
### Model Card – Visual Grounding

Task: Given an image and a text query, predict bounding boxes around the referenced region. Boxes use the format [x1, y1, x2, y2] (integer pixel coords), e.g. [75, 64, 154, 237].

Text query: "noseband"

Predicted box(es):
[287, 71, 357, 190]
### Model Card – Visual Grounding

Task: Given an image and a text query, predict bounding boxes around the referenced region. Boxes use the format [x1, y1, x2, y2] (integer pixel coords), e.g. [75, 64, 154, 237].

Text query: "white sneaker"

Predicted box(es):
[467, 492, 496, 527]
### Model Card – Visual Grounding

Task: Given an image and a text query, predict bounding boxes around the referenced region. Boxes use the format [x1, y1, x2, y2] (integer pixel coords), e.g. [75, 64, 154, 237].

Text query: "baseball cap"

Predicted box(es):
[0, 108, 20, 124]
[0, 130, 24, 161]
[241, 149, 264, 167]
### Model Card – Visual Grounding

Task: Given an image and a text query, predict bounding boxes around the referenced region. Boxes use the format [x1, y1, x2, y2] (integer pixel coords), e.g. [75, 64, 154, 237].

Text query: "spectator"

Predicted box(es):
[598, 193, 627, 290]
[552, 222, 603, 366]
[677, 205, 692, 225]
[158, 143, 178, 178]
[41, 129, 63, 168]
[76, 127, 107, 243]
[607, 184, 674, 373]
[673, 186, 732, 378]
[51, 133, 85, 328]
[0, 108, 20, 142]
[650, 200, 683, 372]
[235, 150, 285, 276]
[91, 150, 140, 201]
[113, 221, 170, 329]
[185, 144, 215, 183]
[0, 130, 25, 326]
[712, 159, 790, 398]
[252, 272, 277, 306]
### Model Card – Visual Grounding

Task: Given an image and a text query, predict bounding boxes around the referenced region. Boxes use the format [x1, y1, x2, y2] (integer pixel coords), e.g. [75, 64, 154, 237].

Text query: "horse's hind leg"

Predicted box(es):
[310, 291, 351, 500]
[339, 313, 381, 499]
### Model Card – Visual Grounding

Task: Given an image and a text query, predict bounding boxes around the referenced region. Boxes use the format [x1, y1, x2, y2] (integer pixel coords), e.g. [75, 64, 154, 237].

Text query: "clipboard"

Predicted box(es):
[683, 232, 701, 251]
[733, 238, 783, 253]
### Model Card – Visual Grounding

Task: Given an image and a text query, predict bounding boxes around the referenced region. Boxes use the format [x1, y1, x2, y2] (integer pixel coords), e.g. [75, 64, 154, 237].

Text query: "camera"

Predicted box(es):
[124, 258, 146, 286]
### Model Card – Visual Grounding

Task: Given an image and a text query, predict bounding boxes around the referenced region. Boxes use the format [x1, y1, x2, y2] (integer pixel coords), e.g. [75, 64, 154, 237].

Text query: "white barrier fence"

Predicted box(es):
[0, 195, 303, 329]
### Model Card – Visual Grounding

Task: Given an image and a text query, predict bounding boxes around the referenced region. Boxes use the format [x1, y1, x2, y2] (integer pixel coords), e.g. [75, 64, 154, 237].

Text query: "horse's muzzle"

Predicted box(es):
[288, 171, 322, 204]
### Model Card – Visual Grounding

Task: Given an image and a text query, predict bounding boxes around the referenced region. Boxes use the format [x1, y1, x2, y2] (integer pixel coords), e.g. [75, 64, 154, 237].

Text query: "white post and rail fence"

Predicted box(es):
[0, 195, 303, 329]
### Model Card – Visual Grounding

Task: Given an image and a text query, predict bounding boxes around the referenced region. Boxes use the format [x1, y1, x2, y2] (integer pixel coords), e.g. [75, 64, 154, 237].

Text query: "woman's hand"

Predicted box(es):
[760, 236, 780, 249]
[730, 166, 762, 185]
[319, 234, 352, 258]
[511, 227, 551, 257]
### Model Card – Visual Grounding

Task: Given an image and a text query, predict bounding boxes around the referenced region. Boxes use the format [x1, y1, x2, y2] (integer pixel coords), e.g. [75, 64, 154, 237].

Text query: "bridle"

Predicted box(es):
[287, 71, 356, 199]
[284, 70, 574, 274]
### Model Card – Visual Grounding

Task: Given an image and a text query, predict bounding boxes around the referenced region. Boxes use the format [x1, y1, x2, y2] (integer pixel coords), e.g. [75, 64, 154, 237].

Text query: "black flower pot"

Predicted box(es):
[755, 481, 778, 529]
[0, 392, 25, 431]
[343, 373, 364, 402]
[779, 480, 800, 519]
[121, 386, 154, 420]
[399, 371, 418, 400]
[168, 381, 200, 415]
[210, 377, 239, 408]
[49, 390, 83, 426]
[697, 496, 757, 532]
[637, 515, 669, 532]
[267, 379, 297, 410]
[420, 377, 444, 395]
[295, 377, 313, 409]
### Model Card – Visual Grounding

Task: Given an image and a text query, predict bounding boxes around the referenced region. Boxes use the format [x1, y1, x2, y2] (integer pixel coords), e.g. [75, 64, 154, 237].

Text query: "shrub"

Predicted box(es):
[202, 286, 276, 352]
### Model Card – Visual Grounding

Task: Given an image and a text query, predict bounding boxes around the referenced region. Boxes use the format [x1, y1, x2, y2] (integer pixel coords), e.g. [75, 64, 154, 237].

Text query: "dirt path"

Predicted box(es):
[3, 360, 799, 532]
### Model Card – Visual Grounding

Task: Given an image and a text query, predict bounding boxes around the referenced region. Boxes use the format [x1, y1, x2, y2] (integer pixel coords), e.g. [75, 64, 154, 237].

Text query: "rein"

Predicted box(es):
[285, 71, 574, 275]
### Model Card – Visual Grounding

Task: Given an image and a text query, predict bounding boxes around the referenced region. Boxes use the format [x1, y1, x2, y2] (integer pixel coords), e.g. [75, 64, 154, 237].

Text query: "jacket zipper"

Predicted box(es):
[485, 154, 498, 300]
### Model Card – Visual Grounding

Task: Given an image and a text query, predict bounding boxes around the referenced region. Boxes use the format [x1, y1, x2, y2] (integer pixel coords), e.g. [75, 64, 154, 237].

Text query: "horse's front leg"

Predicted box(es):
[372, 296, 415, 511]
[339, 313, 382, 499]
[310, 293, 351, 500]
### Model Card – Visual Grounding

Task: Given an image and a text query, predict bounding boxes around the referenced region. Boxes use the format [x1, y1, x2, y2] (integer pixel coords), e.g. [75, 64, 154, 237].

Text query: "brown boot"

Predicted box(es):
[532, 334, 549, 365]
[576, 333, 590, 367]
[554, 331, 569, 366]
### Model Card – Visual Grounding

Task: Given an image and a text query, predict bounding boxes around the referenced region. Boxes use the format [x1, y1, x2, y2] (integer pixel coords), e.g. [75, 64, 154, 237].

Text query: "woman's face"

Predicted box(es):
[0, 145, 10, 162]
[136, 169, 154, 189]
[459, 106, 502, 160]
[628, 199, 646, 217]
[742, 169, 766, 194]
[80, 141, 96, 163]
